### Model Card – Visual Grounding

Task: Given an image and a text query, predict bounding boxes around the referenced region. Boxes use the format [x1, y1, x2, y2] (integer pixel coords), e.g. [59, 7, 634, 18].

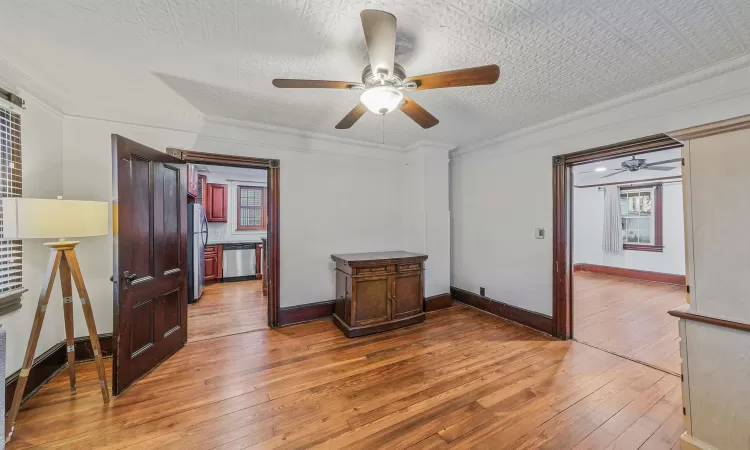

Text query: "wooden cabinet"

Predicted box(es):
[205, 183, 228, 222]
[204, 245, 222, 282]
[187, 163, 199, 197]
[332, 251, 427, 337]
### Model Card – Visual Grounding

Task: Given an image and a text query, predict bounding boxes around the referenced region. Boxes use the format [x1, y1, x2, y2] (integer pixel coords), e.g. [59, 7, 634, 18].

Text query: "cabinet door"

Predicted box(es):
[393, 272, 423, 319]
[206, 183, 228, 222]
[204, 254, 219, 281]
[352, 275, 390, 326]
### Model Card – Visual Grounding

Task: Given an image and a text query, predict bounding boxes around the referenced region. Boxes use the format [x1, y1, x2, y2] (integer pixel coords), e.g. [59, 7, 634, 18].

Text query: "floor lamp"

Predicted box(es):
[2, 198, 110, 442]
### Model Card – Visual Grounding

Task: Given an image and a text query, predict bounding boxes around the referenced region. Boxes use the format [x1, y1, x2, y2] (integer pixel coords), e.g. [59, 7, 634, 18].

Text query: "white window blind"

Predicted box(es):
[0, 105, 22, 294]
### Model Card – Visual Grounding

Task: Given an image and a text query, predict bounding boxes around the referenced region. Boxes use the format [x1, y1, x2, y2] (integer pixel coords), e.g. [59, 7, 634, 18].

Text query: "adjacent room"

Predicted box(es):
[2, 1, 750, 449]
[572, 148, 686, 375]
[186, 164, 269, 342]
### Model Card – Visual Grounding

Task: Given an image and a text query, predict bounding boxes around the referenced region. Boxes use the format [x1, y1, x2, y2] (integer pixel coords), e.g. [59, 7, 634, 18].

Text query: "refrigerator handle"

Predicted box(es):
[201, 216, 209, 247]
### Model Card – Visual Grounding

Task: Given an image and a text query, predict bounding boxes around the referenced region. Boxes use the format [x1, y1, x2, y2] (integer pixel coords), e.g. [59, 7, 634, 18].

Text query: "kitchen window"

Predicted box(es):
[0, 101, 25, 315]
[237, 185, 266, 230]
[620, 183, 663, 252]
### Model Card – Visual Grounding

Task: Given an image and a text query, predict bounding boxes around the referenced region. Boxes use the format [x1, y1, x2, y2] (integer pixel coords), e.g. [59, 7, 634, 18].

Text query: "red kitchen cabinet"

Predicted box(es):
[206, 183, 228, 222]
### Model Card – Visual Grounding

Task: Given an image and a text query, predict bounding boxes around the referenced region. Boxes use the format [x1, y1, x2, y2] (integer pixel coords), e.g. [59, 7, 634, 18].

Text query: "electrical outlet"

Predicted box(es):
[535, 228, 545, 239]
[480, 287, 485, 296]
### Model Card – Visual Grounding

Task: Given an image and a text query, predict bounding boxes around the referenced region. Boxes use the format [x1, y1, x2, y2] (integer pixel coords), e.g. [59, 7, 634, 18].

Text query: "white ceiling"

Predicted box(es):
[573, 147, 682, 185]
[1, 0, 749, 148]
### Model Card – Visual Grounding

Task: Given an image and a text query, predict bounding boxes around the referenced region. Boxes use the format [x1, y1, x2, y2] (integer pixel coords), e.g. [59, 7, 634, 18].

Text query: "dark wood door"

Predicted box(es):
[352, 275, 390, 326]
[393, 272, 423, 319]
[113, 135, 188, 395]
[206, 183, 228, 222]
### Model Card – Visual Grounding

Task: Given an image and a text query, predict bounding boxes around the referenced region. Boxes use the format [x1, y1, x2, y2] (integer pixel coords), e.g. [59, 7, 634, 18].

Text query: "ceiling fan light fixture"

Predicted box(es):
[360, 85, 403, 114]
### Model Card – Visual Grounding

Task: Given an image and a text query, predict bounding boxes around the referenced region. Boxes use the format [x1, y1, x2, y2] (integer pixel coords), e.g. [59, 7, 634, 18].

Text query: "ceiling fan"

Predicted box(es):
[272, 9, 500, 130]
[589, 156, 682, 179]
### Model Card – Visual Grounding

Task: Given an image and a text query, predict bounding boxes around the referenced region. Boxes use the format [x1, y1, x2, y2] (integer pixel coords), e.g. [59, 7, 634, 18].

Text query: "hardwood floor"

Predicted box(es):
[188, 280, 267, 342]
[8, 304, 683, 449]
[573, 272, 685, 375]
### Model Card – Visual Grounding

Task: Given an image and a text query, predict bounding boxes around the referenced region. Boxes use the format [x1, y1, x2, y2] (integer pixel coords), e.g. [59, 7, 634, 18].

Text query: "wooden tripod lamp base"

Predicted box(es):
[1, 197, 110, 442]
[5, 242, 110, 442]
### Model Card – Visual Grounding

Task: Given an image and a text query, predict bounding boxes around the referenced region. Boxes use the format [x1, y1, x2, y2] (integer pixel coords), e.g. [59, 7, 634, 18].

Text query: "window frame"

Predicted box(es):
[0, 100, 26, 314]
[236, 184, 267, 231]
[620, 183, 663, 252]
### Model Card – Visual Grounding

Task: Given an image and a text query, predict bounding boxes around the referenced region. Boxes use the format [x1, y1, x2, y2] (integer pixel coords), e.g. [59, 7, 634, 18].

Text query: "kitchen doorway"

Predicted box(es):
[167, 149, 281, 336]
[185, 163, 270, 342]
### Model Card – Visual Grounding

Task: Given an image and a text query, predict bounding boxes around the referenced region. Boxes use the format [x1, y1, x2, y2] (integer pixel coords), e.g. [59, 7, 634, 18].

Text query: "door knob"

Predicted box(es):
[123, 271, 138, 284]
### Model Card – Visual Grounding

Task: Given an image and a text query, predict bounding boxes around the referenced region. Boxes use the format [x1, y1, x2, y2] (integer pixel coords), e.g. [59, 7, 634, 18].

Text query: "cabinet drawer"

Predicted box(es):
[398, 263, 421, 272]
[205, 245, 218, 255]
[356, 266, 388, 275]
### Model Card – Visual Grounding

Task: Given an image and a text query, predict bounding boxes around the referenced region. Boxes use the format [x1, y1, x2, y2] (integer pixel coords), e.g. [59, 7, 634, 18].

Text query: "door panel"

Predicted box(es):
[393, 272, 423, 319]
[113, 134, 188, 395]
[353, 276, 389, 326]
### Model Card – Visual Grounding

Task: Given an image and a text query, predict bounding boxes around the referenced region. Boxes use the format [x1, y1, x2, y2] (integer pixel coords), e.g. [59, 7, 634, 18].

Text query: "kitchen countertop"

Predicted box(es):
[206, 240, 263, 246]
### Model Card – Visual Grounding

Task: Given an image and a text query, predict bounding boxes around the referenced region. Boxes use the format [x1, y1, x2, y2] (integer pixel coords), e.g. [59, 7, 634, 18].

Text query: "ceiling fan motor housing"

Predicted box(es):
[622, 158, 646, 171]
[362, 63, 407, 87]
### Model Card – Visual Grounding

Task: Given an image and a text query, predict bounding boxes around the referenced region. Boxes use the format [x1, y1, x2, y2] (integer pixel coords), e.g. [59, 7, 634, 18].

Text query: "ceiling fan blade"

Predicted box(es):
[335, 103, 368, 129]
[400, 96, 439, 129]
[360, 9, 396, 78]
[641, 166, 676, 171]
[601, 169, 626, 179]
[405, 64, 500, 90]
[643, 158, 682, 167]
[272, 79, 363, 89]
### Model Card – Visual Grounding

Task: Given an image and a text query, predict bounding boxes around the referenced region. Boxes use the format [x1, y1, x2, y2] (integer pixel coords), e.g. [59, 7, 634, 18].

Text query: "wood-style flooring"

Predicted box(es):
[8, 304, 683, 449]
[573, 272, 685, 375]
[188, 280, 267, 342]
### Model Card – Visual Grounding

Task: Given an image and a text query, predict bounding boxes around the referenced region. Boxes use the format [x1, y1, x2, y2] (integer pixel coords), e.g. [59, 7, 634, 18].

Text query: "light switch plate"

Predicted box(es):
[535, 228, 545, 239]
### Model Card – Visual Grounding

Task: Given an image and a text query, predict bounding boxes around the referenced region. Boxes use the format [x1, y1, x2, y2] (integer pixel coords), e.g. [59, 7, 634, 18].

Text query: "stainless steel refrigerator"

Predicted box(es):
[188, 203, 208, 304]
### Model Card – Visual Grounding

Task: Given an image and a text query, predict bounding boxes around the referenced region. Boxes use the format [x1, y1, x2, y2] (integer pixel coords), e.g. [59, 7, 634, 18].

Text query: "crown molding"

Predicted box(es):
[456, 54, 750, 157]
[406, 140, 456, 152]
[0, 49, 67, 114]
[668, 114, 750, 141]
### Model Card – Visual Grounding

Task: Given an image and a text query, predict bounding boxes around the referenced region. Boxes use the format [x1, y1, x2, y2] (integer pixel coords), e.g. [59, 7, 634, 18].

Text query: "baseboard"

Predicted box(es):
[424, 293, 453, 312]
[680, 432, 719, 450]
[573, 263, 686, 285]
[278, 300, 336, 326]
[450, 286, 554, 335]
[5, 333, 113, 413]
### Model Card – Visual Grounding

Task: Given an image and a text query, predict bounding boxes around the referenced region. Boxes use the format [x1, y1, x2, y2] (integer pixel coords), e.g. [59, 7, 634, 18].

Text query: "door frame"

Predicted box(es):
[551, 133, 683, 339]
[166, 148, 282, 327]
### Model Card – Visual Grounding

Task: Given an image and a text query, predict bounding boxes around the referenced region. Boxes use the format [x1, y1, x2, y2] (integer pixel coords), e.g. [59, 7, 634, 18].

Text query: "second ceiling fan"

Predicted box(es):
[272, 9, 500, 130]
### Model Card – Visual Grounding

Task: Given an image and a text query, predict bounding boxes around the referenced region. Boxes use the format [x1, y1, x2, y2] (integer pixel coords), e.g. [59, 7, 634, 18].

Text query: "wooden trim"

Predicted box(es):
[573, 175, 682, 189]
[557, 134, 683, 166]
[573, 263, 686, 285]
[450, 286, 554, 336]
[668, 114, 750, 141]
[668, 305, 750, 334]
[166, 148, 281, 327]
[5, 334, 113, 413]
[332, 312, 425, 338]
[278, 300, 335, 326]
[552, 133, 684, 340]
[424, 293, 453, 312]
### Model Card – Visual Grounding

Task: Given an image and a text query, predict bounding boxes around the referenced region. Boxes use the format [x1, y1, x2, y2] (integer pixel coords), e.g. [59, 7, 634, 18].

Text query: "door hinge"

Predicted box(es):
[683, 407, 687, 416]
[686, 285, 690, 294]
[682, 158, 685, 166]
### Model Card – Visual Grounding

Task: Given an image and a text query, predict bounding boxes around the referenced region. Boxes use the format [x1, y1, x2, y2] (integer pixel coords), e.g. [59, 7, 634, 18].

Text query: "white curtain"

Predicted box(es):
[602, 186, 623, 252]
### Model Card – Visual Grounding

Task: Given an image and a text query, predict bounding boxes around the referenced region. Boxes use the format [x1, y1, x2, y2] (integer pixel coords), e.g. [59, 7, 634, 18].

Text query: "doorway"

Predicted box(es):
[551, 134, 686, 375]
[570, 148, 686, 375]
[185, 163, 269, 342]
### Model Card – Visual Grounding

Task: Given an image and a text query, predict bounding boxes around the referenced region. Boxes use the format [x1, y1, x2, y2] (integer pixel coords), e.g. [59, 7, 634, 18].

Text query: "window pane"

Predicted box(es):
[639, 217, 652, 244]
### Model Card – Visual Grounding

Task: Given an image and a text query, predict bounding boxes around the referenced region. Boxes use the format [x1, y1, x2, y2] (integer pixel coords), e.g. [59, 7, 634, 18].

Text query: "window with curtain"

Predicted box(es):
[0, 104, 23, 301]
[237, 185, 266, 230]
[620, 183, 663, 252]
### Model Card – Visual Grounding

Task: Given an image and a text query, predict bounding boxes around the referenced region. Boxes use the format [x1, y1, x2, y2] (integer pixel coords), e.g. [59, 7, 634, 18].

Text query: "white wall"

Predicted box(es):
[451, 61, 750, 317]
[573, 183, 685, 275]
[0, 96, 65, 375]
[202, 168, 268, 244]
[60, 115, 410, 344]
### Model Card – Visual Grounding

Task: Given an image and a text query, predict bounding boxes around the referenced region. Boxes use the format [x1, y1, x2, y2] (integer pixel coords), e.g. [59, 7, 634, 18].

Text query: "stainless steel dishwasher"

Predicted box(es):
[221, 242, 257, 281]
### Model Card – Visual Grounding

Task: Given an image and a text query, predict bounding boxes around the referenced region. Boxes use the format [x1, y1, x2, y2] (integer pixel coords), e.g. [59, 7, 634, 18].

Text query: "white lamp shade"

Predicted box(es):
[2, 198, 108, 239]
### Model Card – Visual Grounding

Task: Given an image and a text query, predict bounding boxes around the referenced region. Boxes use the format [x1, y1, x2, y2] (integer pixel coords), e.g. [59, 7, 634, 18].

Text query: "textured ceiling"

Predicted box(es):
[1, 0, 749, 148]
